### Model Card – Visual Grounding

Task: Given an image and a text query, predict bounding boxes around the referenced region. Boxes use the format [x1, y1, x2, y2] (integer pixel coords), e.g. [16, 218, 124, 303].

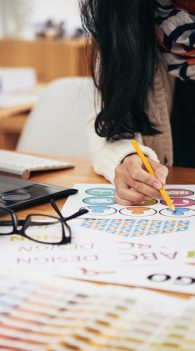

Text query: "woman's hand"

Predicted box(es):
[114, 154, 169, 205]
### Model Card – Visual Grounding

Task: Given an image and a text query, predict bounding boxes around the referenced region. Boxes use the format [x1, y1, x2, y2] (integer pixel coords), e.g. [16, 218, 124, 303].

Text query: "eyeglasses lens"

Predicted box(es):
[0, 210, 14, 234]
[25, 215, 66, 244]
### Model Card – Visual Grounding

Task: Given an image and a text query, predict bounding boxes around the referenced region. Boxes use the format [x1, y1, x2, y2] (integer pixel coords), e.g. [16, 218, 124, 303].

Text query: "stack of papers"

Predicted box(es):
[60, 183, 195, 295]
[1, 183, 195, 348]
[1, 184, 195, 295]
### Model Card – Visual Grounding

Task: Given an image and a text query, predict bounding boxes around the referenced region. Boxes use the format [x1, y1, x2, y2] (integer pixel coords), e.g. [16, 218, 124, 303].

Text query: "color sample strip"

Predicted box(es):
[0, 273, 195, 351]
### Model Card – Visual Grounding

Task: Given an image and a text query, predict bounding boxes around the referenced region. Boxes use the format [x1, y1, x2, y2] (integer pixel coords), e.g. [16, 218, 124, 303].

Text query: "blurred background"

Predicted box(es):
[0, 0, 82, 40]
[0, 0, 92, 151]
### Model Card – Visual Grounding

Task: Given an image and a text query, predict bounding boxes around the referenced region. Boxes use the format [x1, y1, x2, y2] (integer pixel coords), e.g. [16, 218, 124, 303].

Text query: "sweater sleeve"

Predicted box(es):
[86, 115, 159, 184]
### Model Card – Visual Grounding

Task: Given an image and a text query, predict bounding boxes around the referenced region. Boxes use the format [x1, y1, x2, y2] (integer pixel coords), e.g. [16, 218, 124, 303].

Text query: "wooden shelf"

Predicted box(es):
[0, 38, 91, 82]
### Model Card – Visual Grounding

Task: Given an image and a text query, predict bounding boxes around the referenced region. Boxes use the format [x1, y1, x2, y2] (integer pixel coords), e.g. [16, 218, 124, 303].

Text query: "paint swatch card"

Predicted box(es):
[0, 272, 195, 351]
[0, 274, 195, 351]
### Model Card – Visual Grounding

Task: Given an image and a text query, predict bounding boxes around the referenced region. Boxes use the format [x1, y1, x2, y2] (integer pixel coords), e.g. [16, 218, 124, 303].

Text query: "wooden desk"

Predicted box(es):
[13, 158, 194, 299]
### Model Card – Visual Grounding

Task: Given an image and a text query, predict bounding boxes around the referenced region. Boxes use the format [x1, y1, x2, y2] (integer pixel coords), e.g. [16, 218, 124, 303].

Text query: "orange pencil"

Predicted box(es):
[131, 140, 175, 212]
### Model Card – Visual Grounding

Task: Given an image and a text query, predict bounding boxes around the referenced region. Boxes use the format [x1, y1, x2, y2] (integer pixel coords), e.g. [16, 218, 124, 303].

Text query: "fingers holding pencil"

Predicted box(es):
[131, 140, 175, 211]
[123, 156, 165, 197]
[147, 159, 169, 186]
[114, 154, 168, 205]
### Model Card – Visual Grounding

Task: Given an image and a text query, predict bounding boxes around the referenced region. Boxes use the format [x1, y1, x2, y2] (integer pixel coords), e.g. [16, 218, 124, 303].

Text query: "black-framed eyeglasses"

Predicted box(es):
[0, 199, 88, 245]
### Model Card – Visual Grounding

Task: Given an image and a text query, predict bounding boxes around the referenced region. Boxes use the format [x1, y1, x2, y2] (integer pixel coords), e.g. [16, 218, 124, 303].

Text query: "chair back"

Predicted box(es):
[17, 77, 95, 157]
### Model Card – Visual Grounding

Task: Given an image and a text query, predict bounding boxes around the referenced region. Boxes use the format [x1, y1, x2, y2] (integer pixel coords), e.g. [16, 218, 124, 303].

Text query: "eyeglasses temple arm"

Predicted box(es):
[50, 199, 88, 222]
[50, 199, 64, 219]
[65, 208, 88, 221]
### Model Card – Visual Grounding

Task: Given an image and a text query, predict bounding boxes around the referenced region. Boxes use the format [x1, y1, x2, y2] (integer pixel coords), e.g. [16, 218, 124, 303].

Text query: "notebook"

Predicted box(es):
[0, 175, 77, 213]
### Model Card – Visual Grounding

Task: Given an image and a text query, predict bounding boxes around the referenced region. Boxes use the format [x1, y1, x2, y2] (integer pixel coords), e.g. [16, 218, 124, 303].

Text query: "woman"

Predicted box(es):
[80, 0, 195, 205]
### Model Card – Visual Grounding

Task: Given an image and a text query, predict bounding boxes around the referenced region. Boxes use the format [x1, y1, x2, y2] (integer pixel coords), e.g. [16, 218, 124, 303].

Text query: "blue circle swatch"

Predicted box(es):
[85, 188, 115, 197]
[83, 197, 116, 205]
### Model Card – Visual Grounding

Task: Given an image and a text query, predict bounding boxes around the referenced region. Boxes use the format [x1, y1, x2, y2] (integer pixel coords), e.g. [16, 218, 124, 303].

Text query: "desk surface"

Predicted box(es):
[12, 157, 195, 298]
[0, 101, 34, 119]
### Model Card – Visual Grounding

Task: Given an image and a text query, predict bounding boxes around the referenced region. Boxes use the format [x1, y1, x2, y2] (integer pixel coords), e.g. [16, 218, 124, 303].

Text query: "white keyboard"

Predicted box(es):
[0, 149, 74, 179]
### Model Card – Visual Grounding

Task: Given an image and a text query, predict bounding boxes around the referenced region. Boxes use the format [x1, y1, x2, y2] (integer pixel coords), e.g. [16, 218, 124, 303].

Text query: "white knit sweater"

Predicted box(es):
[86, 116, 159, 183]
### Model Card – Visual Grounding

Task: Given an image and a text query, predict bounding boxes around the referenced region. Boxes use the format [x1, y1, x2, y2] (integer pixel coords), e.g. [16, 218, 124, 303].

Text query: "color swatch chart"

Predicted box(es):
[63, 184, 195, 237]
[0, 273, 195, 351]
[63, 184, 195, 219]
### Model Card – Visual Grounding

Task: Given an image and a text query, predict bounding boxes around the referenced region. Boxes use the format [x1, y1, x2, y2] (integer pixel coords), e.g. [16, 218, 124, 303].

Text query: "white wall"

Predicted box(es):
[31, 0, 80, 22]
[0, 0, 6, 37]
[0, 0, 81, 38]
[31, 0, 81, 37]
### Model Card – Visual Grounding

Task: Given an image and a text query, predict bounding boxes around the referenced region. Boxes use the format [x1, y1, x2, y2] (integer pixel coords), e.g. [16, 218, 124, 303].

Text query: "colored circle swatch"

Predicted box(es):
[85, 188, 115, 197]
[119, 207, 157, 217]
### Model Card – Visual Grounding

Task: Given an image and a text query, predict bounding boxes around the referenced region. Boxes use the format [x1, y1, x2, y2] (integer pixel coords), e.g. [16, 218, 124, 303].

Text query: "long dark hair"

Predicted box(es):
[80, 0, 160, 140]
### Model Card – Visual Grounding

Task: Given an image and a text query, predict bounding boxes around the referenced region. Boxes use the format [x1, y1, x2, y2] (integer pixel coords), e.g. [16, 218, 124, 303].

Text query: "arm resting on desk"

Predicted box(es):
[86, 115, 159, 183]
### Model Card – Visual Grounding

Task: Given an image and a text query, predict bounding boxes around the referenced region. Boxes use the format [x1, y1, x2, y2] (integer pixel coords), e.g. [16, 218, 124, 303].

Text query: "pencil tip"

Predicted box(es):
[171, 206, 176, 213]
